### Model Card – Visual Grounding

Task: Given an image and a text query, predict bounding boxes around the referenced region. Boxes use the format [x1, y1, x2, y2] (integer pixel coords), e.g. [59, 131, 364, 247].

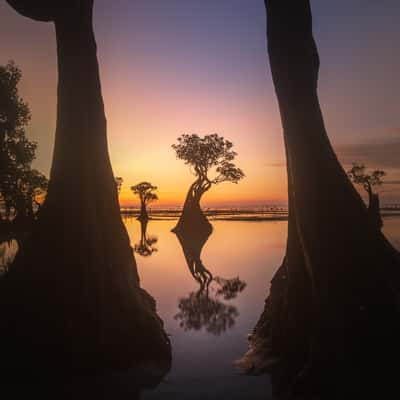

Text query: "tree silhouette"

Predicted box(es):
[238, 1, 400, 397]
[15, 168, 48, 221]
[172, 133, 244, 233]
[1, 0, 170, 377]
[0, 62, 30, 143]
[347, 163, 385, 228]
[0, 62, 48, 225]
[131, 182, 158, 220]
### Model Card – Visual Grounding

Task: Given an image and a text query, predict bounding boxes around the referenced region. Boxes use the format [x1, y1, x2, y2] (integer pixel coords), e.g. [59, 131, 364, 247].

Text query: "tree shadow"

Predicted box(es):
[134, 218, 158, 257]
[173, 228, 246, 336]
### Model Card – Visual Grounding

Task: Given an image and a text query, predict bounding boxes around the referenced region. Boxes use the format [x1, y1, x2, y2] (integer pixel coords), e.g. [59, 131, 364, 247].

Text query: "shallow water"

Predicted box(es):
[127, 219, 284, 399]
[0, 217, 399, 398]
[126, 217, 400, 399]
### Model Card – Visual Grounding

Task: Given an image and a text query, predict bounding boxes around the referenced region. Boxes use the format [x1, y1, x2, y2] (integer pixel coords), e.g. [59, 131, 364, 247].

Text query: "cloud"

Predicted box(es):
[265, 162, 286, 168]
[335, 133, 400, 169]
[384, 180, 400, 185]
[263, 130, 400, 173]
[384, 127, 400, 137]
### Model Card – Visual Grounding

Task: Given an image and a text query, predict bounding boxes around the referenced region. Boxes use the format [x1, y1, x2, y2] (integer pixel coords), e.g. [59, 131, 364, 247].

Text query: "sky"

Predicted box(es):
[1, 0, 400, 207]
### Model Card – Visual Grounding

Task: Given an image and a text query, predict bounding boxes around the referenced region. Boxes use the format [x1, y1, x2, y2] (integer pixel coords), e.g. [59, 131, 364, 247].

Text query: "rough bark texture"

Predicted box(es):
[239, 1, 400, 398]
[173, 179, 212, 234]
[0, 0, 171, 378]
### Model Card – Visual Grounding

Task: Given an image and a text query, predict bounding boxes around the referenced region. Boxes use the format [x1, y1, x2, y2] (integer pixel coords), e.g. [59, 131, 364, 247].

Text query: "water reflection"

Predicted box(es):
[0, 239, 19, 275]
[134, 219, 158, 257]
[174, 229, 246, 336]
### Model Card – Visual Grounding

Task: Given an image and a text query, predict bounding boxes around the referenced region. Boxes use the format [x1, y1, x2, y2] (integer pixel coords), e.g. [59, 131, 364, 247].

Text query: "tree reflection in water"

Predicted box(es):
[174, 229, 246, 336]
[134, 219, 158, 257]
[214, 277, 247, 300]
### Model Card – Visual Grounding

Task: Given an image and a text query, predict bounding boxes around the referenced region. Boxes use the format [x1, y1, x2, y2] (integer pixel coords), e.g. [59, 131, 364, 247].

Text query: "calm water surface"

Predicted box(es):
[0, 218, 399, 399]
[127, 219, 284, 399]
[126, 217, 400, 399]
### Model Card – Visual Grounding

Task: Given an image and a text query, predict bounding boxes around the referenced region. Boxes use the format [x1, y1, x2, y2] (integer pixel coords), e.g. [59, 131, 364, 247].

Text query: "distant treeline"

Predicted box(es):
[120, 207, 289, 222]
[119, 205, 400, 222]
[120, 206, 289, 214]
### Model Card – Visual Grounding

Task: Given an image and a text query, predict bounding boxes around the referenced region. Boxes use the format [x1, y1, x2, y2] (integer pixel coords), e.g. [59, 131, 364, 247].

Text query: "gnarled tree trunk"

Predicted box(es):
[173, 178, 212, 234]
[1, 0, 171, 377]
[240, 1, 400, 398]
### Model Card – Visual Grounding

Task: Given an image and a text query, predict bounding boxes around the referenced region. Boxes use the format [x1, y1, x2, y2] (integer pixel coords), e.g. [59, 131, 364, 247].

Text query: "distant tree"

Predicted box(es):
[172, 133, 244, 233]
[347, 163, 385, 229]
[347, 163, 385, 198]
[115, 177, 123, 194]
[130, 181, 158, 220]
[0, 61, 48, 224]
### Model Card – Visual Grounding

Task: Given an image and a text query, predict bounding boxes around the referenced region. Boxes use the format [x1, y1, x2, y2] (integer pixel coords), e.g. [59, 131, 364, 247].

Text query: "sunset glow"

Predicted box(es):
[2, 0, 400, 206]
[1, 2, 400, 397]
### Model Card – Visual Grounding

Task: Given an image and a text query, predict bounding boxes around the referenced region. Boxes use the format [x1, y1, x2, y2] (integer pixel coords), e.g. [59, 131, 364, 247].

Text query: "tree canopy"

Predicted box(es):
[0, 62, 48, 221]
[347, 163, 385, 195]
[172, 134, 245, 185]
[131, 182, 158, 205]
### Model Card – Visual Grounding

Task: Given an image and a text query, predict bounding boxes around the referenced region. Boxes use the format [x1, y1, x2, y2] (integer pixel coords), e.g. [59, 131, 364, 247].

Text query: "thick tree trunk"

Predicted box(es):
[240, 1, 400, 397]
[173, 179, 212, 234]
[0, 1, 170, 377]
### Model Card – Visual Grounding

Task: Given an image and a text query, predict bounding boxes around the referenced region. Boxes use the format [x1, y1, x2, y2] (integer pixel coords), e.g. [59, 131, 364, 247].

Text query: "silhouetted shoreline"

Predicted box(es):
[120, 208, 400, 222]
